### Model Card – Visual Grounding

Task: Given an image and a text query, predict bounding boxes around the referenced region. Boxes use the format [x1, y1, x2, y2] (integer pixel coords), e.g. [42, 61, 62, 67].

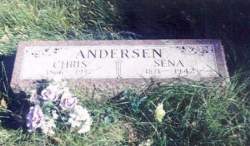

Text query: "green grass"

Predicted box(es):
[119, 0, 250, 72]
[0, 78, 249, 145]
[109, 78, 250, 146]
[0, 95, 129, 146]
[0, 0, 122, 55]
[1, 59, 250, 145]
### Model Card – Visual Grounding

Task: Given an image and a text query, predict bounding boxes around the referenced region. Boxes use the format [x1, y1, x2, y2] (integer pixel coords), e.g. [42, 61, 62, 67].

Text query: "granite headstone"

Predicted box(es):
[11, 40, 229, 98]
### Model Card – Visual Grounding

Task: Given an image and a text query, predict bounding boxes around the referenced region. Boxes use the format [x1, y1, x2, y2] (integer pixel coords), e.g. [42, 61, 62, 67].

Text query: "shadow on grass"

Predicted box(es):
[0, 91, 29, 130]
[118, 0, 250, 73]
[0, 55, 15, 87]
[1, 56, 30, 130]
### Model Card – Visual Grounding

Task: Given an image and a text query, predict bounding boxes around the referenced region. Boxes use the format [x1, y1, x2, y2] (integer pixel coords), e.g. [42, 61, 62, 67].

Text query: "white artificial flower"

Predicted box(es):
[41, 116, 56, 136]
[155, 103, 166, 123]
[78, 119, 92, 134]
[68, 118, 82, 128]
[68, 105, 92, 134]
[52, 110, 59, 120]
[138, 139, 153, 146]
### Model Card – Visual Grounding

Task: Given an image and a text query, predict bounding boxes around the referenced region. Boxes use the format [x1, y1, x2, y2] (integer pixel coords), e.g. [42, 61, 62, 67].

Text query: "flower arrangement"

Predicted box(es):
[26, 81, 92, 136]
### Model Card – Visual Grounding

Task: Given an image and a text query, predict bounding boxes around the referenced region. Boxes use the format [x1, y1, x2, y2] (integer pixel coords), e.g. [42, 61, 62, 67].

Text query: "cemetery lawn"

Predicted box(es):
[0, 0, 250, 146]
[0, 76, 249, 146]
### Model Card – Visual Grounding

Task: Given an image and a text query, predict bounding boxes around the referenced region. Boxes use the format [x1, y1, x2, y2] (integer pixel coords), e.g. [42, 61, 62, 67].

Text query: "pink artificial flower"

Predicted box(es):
[59, 91, 77, 110]
[40, 85, 60, 101]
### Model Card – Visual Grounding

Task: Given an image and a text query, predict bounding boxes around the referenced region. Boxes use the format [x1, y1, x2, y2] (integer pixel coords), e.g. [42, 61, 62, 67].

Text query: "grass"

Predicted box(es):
[0, 77, 249, 145]
[119, 0, 250, 73]
[0, 0, 123, 55]
[109, 78, 250, 146]
[0, 103, 128, 146]
[0, 0, 250, 145]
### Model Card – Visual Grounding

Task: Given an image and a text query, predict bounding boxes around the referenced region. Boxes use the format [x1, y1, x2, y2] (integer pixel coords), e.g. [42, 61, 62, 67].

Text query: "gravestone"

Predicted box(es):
[11, 40, 229, 98]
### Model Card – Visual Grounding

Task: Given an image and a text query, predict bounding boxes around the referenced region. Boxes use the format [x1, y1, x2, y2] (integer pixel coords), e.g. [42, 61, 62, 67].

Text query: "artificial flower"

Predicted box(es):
[41, 116, 56, 136]
[155, 103, 166, 123]
[69, 105, 92, 134]
[40, 85, 60, 101]
[26, 105, 44, 132]
[26, 80, 92, 135]
[59, 90, 77, 110]
[51, 110, 59, 120]
[138, 139, 153, 146]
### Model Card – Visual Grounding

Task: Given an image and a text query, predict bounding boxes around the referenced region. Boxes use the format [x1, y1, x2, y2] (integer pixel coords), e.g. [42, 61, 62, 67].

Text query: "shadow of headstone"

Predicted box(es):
[1, 56, 30, 130]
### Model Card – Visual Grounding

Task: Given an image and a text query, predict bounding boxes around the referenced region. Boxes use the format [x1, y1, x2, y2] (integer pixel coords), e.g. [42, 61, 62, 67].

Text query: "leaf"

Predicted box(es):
[0, 98, 7, 109]
[88, 20, 98, 26]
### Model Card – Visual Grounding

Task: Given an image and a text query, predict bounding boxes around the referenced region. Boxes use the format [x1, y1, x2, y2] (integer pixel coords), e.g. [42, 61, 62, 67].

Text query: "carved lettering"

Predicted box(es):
[53, 60, 87, 70]
[79, 48, 162, 59]
[154, 59, 185, 67]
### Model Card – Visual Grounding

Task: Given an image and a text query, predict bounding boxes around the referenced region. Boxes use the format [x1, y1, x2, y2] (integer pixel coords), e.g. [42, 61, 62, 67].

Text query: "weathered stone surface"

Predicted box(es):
[11, 40, 229, 98]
